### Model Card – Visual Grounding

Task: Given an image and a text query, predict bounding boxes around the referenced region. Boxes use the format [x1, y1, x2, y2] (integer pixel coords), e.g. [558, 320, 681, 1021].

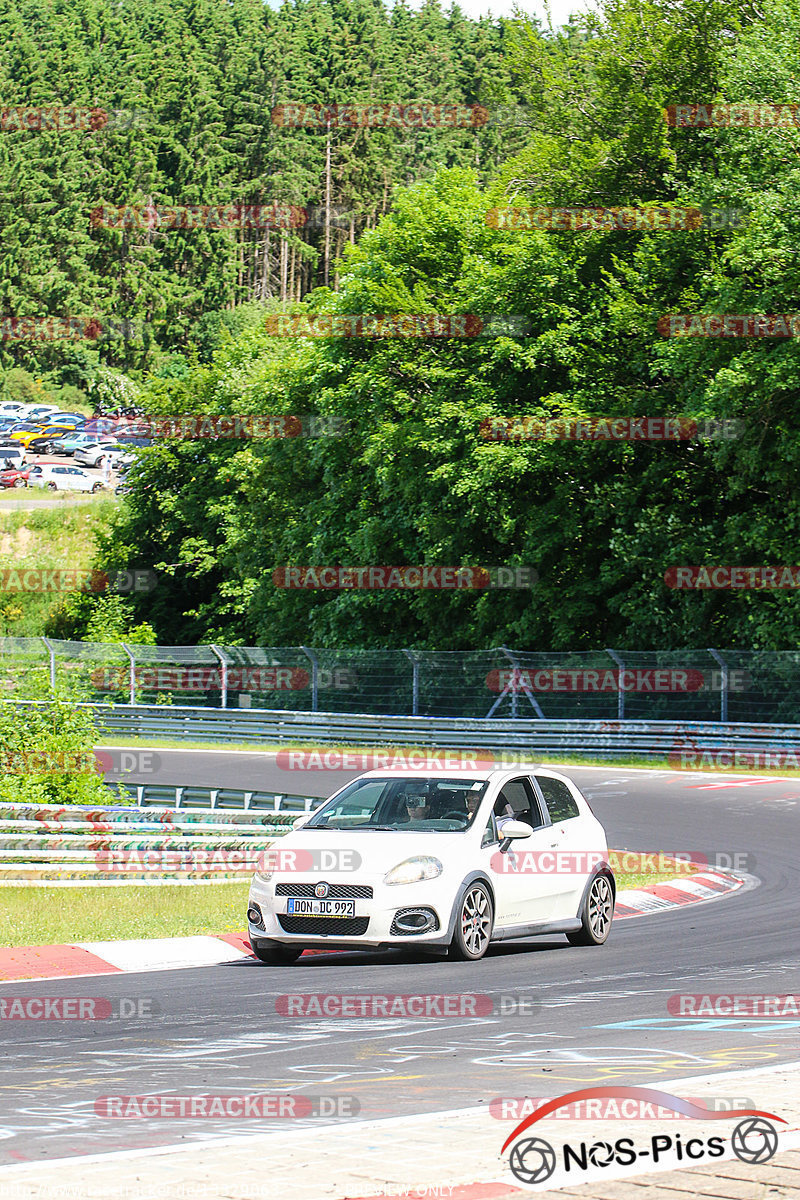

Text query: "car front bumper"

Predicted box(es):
[247, 872, 457, 950]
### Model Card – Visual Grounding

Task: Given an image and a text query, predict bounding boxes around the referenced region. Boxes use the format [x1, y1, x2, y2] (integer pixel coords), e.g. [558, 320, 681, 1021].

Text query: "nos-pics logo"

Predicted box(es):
[502, 1086, 784, 1186]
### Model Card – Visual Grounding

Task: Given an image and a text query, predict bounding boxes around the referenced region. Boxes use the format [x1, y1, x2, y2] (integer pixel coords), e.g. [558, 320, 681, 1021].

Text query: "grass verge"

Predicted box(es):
[2, 851, 701, 946]
[1, 882, 250, 946]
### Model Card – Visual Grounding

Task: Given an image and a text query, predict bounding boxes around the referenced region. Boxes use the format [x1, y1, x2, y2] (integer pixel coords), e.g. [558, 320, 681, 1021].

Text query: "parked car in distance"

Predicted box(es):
[8, 424, 72, 447]
[0, 447, 28, 469]
[74, 442, 129, 468]
[0, 466, 31, 488]
[27, 464, 104, 492]
[0, 402, 30, 418]
[25, 425, 84, 453]
[46, 412, 87, 425]
[44, 431, 100, 456]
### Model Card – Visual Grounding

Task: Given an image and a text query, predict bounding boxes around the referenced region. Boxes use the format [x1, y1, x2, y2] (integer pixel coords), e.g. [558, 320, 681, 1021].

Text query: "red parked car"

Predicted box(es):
[0, 466, 30, 488]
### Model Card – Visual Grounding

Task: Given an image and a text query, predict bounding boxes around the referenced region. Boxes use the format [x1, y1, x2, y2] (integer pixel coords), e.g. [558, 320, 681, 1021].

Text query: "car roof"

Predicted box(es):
[357, 765, 573, 782]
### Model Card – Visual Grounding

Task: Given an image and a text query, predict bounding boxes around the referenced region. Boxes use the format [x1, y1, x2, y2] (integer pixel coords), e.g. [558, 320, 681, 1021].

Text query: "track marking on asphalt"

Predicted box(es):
[2, 1058, 798, 1176]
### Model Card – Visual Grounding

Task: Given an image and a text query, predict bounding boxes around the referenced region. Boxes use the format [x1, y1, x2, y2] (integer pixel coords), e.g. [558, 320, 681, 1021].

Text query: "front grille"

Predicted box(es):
[277, 915, 370, 936]
[275, 883, 373, 899]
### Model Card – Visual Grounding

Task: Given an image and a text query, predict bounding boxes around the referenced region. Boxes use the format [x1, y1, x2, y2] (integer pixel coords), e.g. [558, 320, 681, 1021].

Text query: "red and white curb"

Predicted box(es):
[0, 932, 252, 984]
[0, 869, 749, 984]
[613, 868, 747, 918]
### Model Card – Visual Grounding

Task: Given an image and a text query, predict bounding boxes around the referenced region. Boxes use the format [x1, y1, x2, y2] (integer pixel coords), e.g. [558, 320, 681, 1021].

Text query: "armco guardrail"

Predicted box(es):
[81, 703, 800, 760]
[0, 796, 312, 885]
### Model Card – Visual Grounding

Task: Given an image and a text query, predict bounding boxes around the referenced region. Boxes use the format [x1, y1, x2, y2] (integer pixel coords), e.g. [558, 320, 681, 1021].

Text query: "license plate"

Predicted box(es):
[286, 898, 355, 917]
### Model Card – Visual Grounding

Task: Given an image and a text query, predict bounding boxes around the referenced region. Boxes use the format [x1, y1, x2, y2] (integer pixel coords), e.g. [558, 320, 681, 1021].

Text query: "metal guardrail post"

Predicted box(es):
[403, 649, 420, 716]
[708, 648, 728, 723]
[41, 637, 56, 690]
[121, 643, 136, 706]
[301, 646, 319, 712]
[605, 648, 625, 721]
[210, 645, 228, 709]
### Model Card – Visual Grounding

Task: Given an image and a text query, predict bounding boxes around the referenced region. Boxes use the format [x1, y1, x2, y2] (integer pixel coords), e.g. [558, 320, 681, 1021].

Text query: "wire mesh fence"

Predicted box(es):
[4, 638, 800, 722]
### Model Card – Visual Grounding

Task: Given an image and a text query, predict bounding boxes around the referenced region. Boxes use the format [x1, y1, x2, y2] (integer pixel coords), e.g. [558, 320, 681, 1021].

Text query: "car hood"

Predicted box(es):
[268, 827, 469, 878]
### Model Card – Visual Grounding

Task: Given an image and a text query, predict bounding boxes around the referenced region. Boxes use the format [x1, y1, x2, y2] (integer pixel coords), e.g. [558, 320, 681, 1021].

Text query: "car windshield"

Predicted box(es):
[304, 777, 489, 831]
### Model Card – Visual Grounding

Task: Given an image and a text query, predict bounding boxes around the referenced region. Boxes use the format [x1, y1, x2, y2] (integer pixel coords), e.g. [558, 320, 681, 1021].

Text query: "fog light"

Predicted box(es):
[248, 904, 265, 929]
[391, 907, 439, 936]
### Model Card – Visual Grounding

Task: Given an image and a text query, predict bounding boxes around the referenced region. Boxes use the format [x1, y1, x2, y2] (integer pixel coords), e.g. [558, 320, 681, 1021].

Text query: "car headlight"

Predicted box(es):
[383, 856, 443, 886]
[253, 848, 279, 882]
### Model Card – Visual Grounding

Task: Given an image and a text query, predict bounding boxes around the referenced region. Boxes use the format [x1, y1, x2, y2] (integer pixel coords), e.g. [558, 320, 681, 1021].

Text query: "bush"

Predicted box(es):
[0, 693, 110, 806]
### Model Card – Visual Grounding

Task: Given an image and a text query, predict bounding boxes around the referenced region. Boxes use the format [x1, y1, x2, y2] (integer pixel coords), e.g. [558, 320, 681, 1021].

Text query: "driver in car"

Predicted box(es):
[401, 785, 431, 822]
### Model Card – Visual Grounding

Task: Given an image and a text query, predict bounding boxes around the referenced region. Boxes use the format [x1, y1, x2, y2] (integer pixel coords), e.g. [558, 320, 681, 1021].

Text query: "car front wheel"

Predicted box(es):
[567, 873, 614, 946]
[250, 942, 303, 965]
[91, 482, 103, 492]
[46, 481, 58, 491]
[13, 479, 25, 488]
[449, 881, 493, 960]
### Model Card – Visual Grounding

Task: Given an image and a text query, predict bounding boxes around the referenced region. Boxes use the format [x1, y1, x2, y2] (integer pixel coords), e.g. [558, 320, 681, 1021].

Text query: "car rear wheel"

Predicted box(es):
[91, 482, 103, 492]
[46, 481, 57, 491]
[449, 881, 493, 960]
[567, 873, 614, 946]
[250, 942, 303, 965]
[13, 479, 25, 488]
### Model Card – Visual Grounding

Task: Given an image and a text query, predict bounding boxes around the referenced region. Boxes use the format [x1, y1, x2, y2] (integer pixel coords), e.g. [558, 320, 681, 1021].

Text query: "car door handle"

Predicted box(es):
[550, 842, 559, 848]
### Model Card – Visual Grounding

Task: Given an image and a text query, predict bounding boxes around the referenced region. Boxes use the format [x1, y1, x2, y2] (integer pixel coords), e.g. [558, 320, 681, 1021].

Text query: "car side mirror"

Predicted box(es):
[498, 818, 532, 852]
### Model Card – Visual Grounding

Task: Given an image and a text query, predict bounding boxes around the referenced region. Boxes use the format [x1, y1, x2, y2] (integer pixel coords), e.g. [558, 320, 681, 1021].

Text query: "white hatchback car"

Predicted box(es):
[247, 767, 615, 964]
[27, 464, 104, 492]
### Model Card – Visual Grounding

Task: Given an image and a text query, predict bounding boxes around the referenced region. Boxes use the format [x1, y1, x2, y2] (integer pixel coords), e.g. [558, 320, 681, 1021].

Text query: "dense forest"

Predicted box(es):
[5, 0, 800, 651]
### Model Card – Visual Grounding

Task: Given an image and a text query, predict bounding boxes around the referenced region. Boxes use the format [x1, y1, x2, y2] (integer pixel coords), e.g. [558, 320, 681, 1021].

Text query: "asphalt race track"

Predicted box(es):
[1, 755, 799, 1165]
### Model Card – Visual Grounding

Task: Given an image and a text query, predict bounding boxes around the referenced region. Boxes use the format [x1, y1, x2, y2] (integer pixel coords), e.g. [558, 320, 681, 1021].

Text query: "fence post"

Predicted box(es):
[500, 646, 546, 719]
[605, 648, 625, 720]
[708, 648, 728, 723]
[122, 643, 136, 706]
[301, 646, 319, 712]
[210, 645, 228, 709]
[403, 649, 419, 716]
[41, 637, 56, 690]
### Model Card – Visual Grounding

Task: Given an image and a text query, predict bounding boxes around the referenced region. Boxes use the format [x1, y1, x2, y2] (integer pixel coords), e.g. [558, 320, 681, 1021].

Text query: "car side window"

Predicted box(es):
[481, 815, 497, 847]
[536, 776, 580, 823]
[495, 777, 545, 829]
